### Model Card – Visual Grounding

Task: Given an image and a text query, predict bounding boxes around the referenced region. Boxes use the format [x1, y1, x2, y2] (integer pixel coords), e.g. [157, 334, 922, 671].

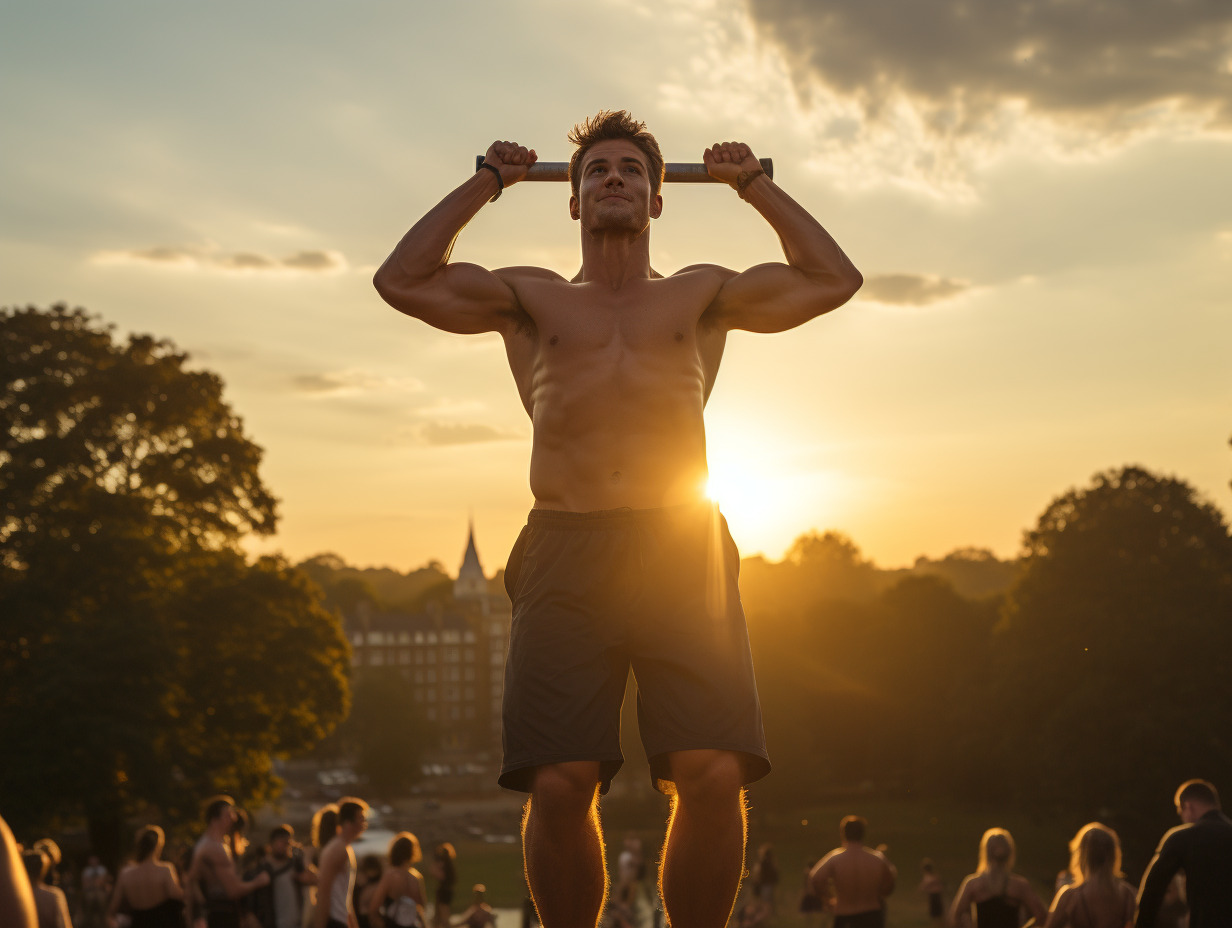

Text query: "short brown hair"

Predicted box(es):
[568, 110, 665, 198]
[1176, 779, 1220, 809]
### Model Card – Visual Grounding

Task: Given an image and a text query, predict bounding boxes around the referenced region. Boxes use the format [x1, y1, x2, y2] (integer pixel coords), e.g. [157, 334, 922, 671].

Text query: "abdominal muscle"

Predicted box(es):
[525, 350, 711, 512]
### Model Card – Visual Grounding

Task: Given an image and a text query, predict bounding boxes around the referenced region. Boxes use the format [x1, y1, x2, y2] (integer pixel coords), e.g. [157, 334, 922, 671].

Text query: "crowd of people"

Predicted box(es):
[4, 777, 1230, 928]
[1, 795, 496, 928]
[746, 778, 1227, 928]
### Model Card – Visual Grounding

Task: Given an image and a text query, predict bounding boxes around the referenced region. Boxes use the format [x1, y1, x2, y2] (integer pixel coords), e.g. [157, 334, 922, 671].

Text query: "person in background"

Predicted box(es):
[25, 849, 73, 928]
[451, 885, 495, 928]
[79, 856, 110, 928]
[1044, 823, 1135, 928]
[810, 816, 896, 928]
[1136, 778, 1232, 928]
[353, 856, 383, 928]
[750, 844, 779, 913]
[314, 797, 369, 928]
[428, 845, 456, 928]
[368, 833, 426, 928]
[798, 858, 824, 928]
[303, 806, 339, 928]
[949, 828, 1046, 928]
[106, 826, 184, 928]
[265, 826, 313, 928]
[917, 859, 945, 927]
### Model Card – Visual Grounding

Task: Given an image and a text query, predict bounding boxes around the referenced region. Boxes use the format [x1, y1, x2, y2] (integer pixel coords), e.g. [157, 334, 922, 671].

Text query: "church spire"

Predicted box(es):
[454, 515, 487, 601]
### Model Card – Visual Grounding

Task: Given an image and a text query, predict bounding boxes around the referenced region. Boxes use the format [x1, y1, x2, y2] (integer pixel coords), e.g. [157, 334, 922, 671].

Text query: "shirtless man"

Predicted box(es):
[314, 798, 368, 928]
[373, 110, 862, 928]
[186, 796, 270, 928]
[809, 816, 896, 928]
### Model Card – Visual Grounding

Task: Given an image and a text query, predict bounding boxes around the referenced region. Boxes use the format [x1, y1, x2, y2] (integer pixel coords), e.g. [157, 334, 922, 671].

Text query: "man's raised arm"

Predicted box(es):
[701, 141, 862, 334]
[372, 141, 537, 334]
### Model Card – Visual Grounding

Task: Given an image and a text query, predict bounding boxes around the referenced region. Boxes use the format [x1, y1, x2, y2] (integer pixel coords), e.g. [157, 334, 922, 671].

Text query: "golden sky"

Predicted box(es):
[3, 0, 1230, 573]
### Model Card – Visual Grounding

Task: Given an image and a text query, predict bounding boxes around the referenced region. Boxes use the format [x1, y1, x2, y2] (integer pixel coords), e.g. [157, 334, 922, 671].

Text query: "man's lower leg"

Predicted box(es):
[658, 752, 747, 928]
[523, 763, 608, 928]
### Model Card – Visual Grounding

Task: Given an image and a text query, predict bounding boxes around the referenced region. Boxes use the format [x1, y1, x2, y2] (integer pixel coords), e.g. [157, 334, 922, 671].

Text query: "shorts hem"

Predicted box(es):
[498, 753, 625, 795]
[646, 743, 771, 793]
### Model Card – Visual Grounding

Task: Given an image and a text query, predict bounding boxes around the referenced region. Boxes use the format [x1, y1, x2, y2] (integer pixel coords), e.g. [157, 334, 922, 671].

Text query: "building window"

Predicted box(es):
[450, 707, 461, 720]
[426, 670, 436, 684]
[367, 631, 383, 645]
[465, 707, 475, 720]
[464, 631, 476, 644]
[444, 647, 460, 663]
[370, 652, 385, 666]
[426, 632, 438, 644]
[351, 632, 363, 646]
[490, 652, 504, 665]
[427, 689, 436, 702]
[464, 649, 475, 663]
[399, 651, 411, 665]
[414, 670, 424, 684]
[398, 631, 411, 644]
[443, 631, 461, 644]
[463, 667, 475, 682]
[414, 651, 423, 665]
[426, 651, 436, 664]
[414, 631, 424, 644]
[445, 687, 460, 702]
[464, 686, 475, 700]
[426, 708, 437, 721]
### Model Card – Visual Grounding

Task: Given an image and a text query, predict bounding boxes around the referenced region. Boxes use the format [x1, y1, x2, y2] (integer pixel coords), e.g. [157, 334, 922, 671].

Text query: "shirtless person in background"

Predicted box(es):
[810, 816, 896, 928]
[374, 110, 862, 928]
[186, 796, 269, 928]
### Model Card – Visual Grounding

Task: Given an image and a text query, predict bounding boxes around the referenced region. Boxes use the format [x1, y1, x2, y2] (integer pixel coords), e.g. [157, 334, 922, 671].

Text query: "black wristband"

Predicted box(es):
[476, 161, 503, 201]
[736, 168, 765, 200]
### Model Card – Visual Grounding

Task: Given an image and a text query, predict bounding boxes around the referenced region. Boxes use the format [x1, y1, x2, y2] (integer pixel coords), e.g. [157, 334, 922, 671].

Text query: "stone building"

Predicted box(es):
[346, 521, 511, 755]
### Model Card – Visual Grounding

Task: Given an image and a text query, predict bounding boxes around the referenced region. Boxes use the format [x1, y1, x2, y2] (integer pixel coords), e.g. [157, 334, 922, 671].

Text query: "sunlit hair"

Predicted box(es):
[1175, 778, 1220, 809]
[840, 815, 867, 843]
[977, 828, 1016, 873]
[389, 832, 422, 868]
[312, 804, 339, 849]
[1068, 823, 1123, 886]
[567, 110, 665, 198]
[435, 842, 456, 861]
[23, 850, 49, 884]
[135, 825, 165, 862]
[203, 794, 235, 824]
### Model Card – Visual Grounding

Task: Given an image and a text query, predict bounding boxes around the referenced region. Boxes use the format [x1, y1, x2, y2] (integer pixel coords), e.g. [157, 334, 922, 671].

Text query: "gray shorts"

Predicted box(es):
[498, 503, 770, 794]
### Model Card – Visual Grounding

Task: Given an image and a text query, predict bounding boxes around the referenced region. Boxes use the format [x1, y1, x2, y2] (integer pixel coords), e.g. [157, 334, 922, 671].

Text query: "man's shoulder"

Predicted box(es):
[672, 263, 737, 281]
[494, 266, 567, 283]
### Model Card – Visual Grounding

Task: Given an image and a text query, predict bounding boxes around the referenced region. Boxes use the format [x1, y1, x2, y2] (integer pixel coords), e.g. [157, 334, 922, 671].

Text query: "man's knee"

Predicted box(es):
[667, 750, 744, 804]
[529, 761, 602, 817]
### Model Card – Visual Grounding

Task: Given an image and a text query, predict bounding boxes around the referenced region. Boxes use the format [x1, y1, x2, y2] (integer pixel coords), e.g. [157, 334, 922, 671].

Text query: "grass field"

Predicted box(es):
[419, 792, 1073, 928]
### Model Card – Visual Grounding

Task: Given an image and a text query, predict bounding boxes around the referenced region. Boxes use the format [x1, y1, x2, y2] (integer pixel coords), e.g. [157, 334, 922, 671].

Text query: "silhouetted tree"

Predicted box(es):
[992, 465, 1232, 861]
[0, 305, 349, 861]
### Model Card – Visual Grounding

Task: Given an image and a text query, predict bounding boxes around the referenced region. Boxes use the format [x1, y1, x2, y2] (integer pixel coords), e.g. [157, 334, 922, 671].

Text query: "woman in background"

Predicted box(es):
[1043, 823, 1135, 928]
[950, 828, 1047, 927]
[429, 844, 456, 928]
[368, 833, 426, 928]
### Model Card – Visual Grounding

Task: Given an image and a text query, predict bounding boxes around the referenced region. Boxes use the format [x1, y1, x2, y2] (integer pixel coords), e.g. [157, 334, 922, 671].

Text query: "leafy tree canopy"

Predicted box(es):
[0, 305, 348, 861]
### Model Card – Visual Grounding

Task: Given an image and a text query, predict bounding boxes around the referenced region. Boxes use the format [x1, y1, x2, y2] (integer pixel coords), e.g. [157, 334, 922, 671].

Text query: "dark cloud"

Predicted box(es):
[93, 245, 347, 274]
[419, 422, 520, 446]
[860, 274, 971, 306]
[744, 0, 1232, 131]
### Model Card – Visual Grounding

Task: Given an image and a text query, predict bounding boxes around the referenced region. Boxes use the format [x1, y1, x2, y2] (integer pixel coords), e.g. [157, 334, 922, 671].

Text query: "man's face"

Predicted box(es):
[570, 139, 662, 233]
[270, 836, 290, 859]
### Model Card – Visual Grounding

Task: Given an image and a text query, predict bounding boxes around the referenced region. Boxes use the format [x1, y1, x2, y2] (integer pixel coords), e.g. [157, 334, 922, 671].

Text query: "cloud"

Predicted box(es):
[657, 0, 1232, 195]
[92, 244, 349, 276]
[744, 0, 1232, 131]
[291, 370, 425, 397]
[860, 273, 971, 306]
[417, 422, 522, 447]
